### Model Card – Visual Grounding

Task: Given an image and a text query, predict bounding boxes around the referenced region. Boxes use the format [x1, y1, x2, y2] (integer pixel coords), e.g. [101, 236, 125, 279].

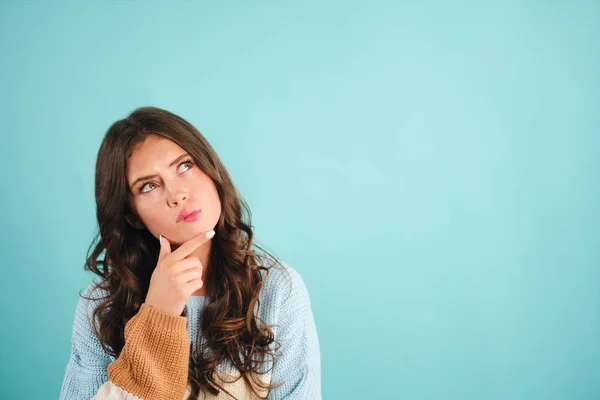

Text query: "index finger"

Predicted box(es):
[170, 230, 215, 261]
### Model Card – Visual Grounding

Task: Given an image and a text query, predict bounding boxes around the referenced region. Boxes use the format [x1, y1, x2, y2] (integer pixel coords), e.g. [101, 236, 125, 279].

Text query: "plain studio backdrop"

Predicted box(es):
[0, 1, 598, 399]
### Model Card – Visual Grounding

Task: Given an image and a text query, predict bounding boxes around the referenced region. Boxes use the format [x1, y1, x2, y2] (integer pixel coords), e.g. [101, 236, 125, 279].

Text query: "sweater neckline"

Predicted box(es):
[186, 295, 206, 309]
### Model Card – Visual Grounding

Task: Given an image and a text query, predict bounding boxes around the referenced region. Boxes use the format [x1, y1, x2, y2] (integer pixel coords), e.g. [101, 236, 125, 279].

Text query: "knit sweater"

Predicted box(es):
[59, 257, 321, 400]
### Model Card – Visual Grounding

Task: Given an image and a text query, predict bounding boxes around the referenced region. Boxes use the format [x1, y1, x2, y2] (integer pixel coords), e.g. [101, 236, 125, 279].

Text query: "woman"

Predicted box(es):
[59, 106, 321, 400]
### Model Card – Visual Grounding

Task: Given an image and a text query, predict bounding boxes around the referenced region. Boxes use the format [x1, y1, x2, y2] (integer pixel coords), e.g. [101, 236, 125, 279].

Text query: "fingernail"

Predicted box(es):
[205, 230, 215, 238]
[159, 234, 162, 245]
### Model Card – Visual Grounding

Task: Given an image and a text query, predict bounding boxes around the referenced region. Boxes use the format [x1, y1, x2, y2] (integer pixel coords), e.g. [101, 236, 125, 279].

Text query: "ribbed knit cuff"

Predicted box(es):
[134, 303, 188, 331]
[107, 303, 190, 400]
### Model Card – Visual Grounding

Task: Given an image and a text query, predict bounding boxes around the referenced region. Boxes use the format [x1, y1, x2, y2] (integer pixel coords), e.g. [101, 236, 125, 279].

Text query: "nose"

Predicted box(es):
[166, 187, 188, 207]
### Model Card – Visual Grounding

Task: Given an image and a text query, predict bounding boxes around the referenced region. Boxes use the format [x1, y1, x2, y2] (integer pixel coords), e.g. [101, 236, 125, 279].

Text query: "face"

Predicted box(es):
[125, 134, 221, 245]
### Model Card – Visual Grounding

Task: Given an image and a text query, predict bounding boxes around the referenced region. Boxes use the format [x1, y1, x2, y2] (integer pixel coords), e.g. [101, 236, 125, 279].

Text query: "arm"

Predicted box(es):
[95, 303, 190, 400]
[59, 287, 113, 399]
[59, 285, 190, 400]
[268, 268, 322, 400]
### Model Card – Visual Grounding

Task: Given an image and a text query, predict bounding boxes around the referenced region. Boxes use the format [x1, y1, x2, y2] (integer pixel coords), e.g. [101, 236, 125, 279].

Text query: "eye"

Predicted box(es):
[138, 159, 194, 194]
[140, 182, 157, 193]
[178, 159, 194, 173]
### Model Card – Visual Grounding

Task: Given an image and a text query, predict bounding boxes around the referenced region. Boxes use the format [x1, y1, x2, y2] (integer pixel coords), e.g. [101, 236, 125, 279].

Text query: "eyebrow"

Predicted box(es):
[129, 153, 190, 189]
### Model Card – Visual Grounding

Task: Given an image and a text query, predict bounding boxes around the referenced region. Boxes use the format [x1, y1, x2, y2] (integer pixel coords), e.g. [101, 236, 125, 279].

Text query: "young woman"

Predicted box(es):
[59, 107, 321, 400]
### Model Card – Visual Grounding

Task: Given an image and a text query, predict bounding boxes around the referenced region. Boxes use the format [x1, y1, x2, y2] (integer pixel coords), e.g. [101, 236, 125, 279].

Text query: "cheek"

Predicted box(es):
[207, 186, 222, 219]
[195, 175, 222, 215]
[133, 199, 165, 227]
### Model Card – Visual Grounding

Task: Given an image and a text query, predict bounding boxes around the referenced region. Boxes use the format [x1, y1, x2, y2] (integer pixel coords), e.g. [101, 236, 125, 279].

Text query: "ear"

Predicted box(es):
[125, 214, 145, 229]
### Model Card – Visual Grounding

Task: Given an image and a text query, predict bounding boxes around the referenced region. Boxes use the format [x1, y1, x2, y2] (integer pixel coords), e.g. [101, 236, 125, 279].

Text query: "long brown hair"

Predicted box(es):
[82, 106, 288, 399]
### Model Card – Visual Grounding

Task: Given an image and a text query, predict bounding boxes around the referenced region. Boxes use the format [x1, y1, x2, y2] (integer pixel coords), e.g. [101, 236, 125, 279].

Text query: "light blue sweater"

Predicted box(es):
[59, 257, 321, 399]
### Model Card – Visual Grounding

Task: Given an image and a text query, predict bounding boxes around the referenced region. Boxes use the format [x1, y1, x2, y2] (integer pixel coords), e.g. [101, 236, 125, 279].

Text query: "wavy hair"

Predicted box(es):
[81, 106, 288, 399]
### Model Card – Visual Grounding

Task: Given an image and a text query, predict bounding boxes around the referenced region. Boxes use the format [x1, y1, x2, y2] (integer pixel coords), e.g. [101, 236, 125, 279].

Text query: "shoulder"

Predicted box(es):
[255, 253, 313, 312]
[69, 277, 116, 366]
[77, 278, 110, 319]
[73, 277, 112, 344]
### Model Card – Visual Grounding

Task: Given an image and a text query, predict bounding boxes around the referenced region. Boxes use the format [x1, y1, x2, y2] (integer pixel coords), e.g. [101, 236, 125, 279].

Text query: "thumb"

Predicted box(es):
[158, 234, 172, 260]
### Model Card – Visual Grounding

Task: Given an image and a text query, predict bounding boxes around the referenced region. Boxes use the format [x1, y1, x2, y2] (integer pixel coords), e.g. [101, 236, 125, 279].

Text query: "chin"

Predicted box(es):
[172, 225, 206, 242]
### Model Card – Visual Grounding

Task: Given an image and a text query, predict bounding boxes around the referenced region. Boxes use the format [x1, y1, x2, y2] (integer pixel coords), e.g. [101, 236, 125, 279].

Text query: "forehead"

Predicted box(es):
[126, 135, 185, 175]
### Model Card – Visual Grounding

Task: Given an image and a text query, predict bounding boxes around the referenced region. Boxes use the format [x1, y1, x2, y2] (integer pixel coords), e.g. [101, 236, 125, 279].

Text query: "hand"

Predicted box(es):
[144, 229, 215, 316]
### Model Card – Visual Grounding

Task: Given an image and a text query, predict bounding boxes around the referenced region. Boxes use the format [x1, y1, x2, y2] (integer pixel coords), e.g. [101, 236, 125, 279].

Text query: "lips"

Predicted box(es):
[176, 208, 201, 223]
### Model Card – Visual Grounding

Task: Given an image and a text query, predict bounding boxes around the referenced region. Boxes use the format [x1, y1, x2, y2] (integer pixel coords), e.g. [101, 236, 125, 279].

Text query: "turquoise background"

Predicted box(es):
[1, 1, 598, 399]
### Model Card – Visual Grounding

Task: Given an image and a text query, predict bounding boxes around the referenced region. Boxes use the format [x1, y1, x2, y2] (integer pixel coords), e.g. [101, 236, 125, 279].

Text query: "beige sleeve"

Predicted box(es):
[91, 303, 190, 400]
